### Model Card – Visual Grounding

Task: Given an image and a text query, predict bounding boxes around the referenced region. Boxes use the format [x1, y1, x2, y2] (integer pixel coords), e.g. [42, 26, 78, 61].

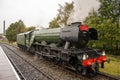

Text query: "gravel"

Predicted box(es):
[2, 45, 53, 80]
[2, 45, 83, 80]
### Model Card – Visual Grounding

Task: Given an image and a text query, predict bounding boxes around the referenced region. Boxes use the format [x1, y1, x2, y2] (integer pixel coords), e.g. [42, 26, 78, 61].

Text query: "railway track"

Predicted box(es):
[64, 66, 120, 80]
[1, 43, 120, 80]
[97, 72, 120, 80]
[2, 44, 55, 80]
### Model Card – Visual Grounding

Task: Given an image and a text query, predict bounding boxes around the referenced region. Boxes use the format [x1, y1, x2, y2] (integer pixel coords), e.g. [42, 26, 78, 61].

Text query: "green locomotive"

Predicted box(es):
[17, 22, 109, 75]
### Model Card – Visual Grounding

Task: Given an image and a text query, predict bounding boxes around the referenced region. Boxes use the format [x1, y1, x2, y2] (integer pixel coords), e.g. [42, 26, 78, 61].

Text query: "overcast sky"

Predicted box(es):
[0, 0, 99, 34]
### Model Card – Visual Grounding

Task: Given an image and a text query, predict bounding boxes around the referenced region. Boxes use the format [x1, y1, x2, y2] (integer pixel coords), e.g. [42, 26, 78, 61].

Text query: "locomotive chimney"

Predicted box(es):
[71, 22, 81, 25]
[71, 22, 81, 26]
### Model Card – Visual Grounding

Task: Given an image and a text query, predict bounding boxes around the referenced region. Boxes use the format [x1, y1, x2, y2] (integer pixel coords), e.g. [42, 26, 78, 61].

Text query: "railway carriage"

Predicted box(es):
[17, 22, 109, 75]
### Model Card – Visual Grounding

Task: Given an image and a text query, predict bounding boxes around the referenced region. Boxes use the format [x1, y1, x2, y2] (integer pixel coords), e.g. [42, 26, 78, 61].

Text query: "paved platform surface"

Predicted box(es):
[0, 46, 20, 80]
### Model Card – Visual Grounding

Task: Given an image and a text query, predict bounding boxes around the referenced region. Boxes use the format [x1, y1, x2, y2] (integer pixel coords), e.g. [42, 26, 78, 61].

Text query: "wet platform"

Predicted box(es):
[0, 46, 20, 80]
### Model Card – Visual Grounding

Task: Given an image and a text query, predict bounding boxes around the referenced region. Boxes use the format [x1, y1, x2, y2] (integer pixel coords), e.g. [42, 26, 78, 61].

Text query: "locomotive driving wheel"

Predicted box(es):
[90, 62, 99, 76]
[53, 57, 60, 64]
[75, 64, 85, 75]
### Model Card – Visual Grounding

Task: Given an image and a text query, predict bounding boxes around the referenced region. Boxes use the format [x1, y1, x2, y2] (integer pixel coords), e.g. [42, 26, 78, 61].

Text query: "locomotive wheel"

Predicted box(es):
[30, 46, 35, 54]
[75, 64, 83, 74]
[52, 57, 60, 64]
[41, 41, 47, 45]
[50, 43, 56, 48]
[91, 62, 99, 75]
[95, 62, 99, 72]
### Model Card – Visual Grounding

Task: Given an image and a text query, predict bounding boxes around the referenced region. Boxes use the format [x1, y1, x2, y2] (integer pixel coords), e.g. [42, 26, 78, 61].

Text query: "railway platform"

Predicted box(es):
[0, 46, 20, 80]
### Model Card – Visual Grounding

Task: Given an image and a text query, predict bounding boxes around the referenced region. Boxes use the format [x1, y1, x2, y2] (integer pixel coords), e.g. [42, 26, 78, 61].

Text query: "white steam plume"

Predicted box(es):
[67, 0, 100, 24]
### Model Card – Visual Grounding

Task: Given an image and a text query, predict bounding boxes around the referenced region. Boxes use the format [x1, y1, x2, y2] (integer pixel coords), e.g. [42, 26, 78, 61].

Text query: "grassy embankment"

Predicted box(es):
[100, 54, 120, 77]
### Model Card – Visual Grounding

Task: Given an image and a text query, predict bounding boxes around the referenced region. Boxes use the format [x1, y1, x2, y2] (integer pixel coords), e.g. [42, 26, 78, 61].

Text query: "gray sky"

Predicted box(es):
[0, 0, 71, 33]
[0, 0, 99, 33]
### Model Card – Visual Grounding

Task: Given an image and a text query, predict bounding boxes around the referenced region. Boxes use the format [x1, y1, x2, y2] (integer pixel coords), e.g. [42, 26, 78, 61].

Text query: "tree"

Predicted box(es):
[49, 18, 60, 28]
[84, 9, 100, 28]
[98, 0, 120, 52]
[49, 1, 74, 28]
[57, 2, 74, 26]
[6, 20, 26, 43]
[26, 26, 35, 31]
[84, 0, 120, 55]
[99, 0, 120, 25]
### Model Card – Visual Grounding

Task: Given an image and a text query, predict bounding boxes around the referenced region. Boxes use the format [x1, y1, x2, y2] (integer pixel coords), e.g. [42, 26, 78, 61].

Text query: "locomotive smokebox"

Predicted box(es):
[60, 22, 98, 48]
[60, 22, 90, 47]
[60, 22, 81, 42]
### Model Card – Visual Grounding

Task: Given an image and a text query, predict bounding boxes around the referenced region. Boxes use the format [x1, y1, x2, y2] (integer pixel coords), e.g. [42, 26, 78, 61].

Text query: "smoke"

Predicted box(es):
[67, 0, 100, 24]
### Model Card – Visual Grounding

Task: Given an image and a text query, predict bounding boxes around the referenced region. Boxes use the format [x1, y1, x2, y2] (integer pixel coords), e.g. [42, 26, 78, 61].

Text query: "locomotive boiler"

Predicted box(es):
[17, 22, 109, 75]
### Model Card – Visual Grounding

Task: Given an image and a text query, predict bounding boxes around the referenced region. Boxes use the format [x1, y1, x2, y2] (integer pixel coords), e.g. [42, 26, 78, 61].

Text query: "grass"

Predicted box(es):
[100, 54, 120, 77]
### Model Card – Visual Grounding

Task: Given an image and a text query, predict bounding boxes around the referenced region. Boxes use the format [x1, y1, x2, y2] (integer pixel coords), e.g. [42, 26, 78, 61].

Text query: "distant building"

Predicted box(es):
[0, 33, 6, 41]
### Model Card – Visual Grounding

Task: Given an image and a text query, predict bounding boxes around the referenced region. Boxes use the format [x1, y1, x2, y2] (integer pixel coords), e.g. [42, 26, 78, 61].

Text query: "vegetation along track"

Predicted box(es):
[1, 44, 54, 80]
[1, 43, 120, 80]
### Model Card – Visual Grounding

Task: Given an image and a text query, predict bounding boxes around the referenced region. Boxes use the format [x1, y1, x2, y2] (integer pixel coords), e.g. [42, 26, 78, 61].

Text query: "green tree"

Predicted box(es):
[84, 0, 120, 55]
[49, 18, 60, 28]
[99, 0, 120, 25]
[84, 9, 100, 28]
[57, 2, 74, 26]
[49, 1, 74, 28]
[6, 20, 26, 43]
[26, 26, 35, 31]
[98, 0, 120, 52]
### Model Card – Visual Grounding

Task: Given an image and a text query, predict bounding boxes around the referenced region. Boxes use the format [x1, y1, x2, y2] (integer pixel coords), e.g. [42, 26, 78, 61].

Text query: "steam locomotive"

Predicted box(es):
[17, 22, 109, 75]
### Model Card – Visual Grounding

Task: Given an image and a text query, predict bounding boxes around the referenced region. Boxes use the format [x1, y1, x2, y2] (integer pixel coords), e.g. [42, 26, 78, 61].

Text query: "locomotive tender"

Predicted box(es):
[17, 22, 109, 75]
